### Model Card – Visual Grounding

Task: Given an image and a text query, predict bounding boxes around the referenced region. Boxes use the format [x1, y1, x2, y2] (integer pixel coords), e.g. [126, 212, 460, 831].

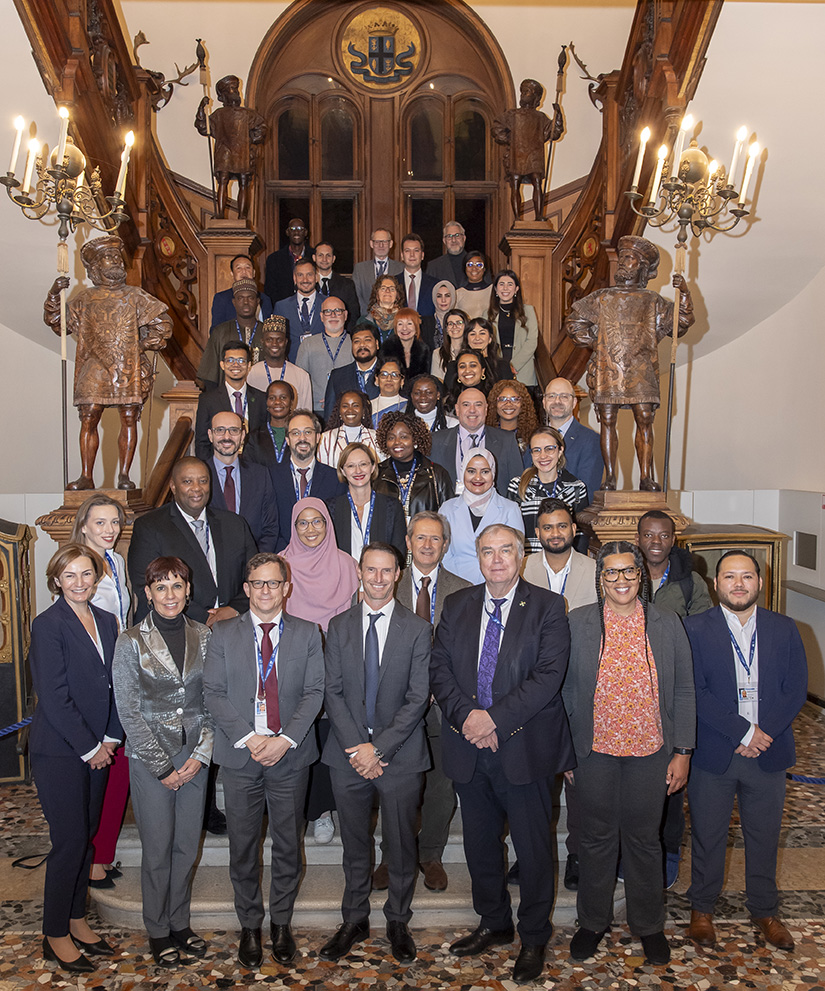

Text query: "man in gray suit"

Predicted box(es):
[203, 553, 324, 969]
[352, 227, 404, 312]
[319, 542, 432, 965]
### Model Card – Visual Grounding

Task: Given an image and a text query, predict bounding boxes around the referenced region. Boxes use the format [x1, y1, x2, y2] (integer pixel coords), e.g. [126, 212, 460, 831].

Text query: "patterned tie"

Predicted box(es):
[376, 260, 386, 278]
[223, 465, 236, 514]
[321, 277, 330, 297]
[297, 468, 309, 498]
[365, 611, 383, 729]
[300, 297, 310, 332]
[470, 433, 480, 447]
[477, 598, 506, 709]
[259, 622, 281, 733]
[191, 519, 208, 555]
[416, 576, 431, 622]
[407, 273, 416, 308]
[233, 391, 243, 417]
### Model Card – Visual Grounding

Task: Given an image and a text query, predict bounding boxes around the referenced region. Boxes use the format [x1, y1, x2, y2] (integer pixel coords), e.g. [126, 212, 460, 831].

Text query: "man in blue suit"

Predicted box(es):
[274, 260, 325, 364]
[394, 234, 437, 318]
[542, 378, 603, 501]
[684, 551, 807, 953]
[323, 320, 381, 416]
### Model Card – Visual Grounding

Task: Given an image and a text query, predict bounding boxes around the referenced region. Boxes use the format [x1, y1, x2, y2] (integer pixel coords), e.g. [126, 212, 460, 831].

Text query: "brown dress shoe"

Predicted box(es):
[688, 910, 716, 948]
[752, 915, 794, 950]
[372, 861, 389, 891]
[420, 860, 448, 891]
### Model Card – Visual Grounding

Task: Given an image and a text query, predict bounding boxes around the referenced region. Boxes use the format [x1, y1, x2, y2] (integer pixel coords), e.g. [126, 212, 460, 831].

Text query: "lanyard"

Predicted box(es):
[267, 423, 287, 462]
[485, 603, 506, 632]
[729, 627, 756, 678]
[458, 429, 485, 463]
[537, 477, 559, 499]
[348, 490, 375, 543]
[255, 617, 284, 693]
[411, 570, 438, 625]
[322, 332, 347, 365]
[264, 361, 287, 385]
[292, 463, 312, 499]
[235, 319, 259, 346]
[657, 561, 671, 591]
[356, 365, 375, 393]
[392, 455, 418, 505]
[104, 551, 126, 629]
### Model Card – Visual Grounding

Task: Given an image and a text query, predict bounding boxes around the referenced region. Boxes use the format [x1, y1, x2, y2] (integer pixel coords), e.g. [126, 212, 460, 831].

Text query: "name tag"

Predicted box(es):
[738, 687, 758, 703]
[300, 331, 313, 342]
[255, 697, 268, 719]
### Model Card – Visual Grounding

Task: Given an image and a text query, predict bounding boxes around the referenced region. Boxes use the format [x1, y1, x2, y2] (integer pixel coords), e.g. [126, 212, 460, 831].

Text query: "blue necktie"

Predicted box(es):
[478, 599, 506, 709]
[365, 611, 383, 729]
[300, 297, 310, 332]
[376, 260, 386, 278]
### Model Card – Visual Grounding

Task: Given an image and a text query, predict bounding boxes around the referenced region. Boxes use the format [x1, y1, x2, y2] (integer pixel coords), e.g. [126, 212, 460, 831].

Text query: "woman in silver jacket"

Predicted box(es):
[112, 556, 214, 968]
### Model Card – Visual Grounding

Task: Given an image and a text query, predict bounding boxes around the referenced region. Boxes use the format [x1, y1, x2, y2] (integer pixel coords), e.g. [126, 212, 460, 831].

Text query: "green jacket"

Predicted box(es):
[651, 547, 713, 618]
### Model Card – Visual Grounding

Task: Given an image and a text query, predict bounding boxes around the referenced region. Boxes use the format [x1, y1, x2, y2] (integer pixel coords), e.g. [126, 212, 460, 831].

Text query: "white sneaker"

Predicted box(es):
[313, 813, 334, 844]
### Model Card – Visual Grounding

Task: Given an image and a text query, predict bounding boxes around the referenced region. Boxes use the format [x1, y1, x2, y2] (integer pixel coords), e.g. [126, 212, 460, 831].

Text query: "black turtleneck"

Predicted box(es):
[153, 610, 186, 675]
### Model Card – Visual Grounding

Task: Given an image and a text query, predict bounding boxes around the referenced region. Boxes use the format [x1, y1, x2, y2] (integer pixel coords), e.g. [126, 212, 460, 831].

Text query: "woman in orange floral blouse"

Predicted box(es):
[562, 541, 695, 967]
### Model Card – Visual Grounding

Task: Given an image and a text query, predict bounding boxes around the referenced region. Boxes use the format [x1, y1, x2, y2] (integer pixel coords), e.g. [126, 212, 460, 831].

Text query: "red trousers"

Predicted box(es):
[91, 747, 130, 865]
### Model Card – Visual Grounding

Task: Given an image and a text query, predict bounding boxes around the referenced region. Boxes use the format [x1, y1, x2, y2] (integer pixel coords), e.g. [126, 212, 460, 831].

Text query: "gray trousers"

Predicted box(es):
[129, 749, 207, 938]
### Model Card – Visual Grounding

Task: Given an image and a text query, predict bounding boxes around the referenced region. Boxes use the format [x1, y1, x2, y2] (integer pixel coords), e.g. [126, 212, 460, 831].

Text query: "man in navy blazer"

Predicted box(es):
[542, 378, 603, 500]
[394, 234, 437, 317]
[430, 523, 574, 984]
[211, 254, 273, 328]
[274, 259, 325, 364]
[684, 550, 807, 953]
[323, 320, 381, 415]
[195, 342, 267, 461]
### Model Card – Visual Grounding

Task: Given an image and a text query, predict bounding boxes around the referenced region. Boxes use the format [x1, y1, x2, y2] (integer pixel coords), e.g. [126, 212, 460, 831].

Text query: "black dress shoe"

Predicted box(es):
[106, 866, 123, 879]
[319, 920, 369, 961]
[238, 927, 263, 969]
[513, 943, 547, 983]
[450, 925, 515, 957]
[570, 926, 607, 961]
[564, 854, 579, 891]
[71, 934, 115, 956]
[386, 921, 416, 964]
[43, 937, 95, 973]
[206, 809, 228, 835]
[640, 930, 670, 965]
[271, 923, 297, 965]
[506, 860, 520, 885]
[88, 875, 115, 889]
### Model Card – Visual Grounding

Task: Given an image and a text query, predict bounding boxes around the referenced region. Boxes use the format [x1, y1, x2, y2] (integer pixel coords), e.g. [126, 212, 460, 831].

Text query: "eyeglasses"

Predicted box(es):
[322, 308, 346, 316]
[378, 284, 397, 292]
[249, 579, 284, 589]
[530, 444, 559, 456]
[345, 461, 372, 472]
[444, 233, 464, 241]
[445, 319, 465, 328]
[223, 357, 249, 366]
[497, 396, 521, 405]
[287, 226, 306, 233]
[466, 261, 484, 269]
[378, 370, 401, 379]
[212, 426, 242, 436]
[544, 393, 574, 402]
[372, 239, 390, 246]
[288, 428, 316, 438]
[296, 518, 326, 531]
[602, 567, 641, 582]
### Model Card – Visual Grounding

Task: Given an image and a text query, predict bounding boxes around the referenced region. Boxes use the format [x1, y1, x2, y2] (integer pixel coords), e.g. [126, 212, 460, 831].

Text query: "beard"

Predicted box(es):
[718, 588, 760, 612]
[540, 533, 575, 557]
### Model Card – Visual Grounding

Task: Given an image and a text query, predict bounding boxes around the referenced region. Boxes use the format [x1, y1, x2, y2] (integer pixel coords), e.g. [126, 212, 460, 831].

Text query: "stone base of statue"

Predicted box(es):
[576, 490, 691, 549]
[36, 488, 150, 550]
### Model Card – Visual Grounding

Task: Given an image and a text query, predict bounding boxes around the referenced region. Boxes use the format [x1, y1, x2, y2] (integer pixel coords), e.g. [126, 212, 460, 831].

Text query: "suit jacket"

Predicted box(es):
[396, 565, 471, 623]
[394, 271, 438, 317]
[328, 491, 407, 560]
[322, 601, 432, 773]
[353, 258, 403, 313]
[274, 293, 325, 364]
[684, 605, 807, 775]
[431, 578, 573, 786]
[112, 614, 214, 777]
[197, 320, 270, 389]
[426, 251, 467, 286]
[195, 384, 267, 462]
[323, 361, 380, 417]
[430, 424, 523, 497]
[264, 244, 309, 306]
[203, 610, 324, 769]
[29, 598, 123, 758]
[208, 458, 280, 553]
[561, 418, 603, 501]
[319, 273, 361, 330]
[268, 458, 347, 552]
[439, 492, 525, 585]
[522, 549, 597, 611]
[211, 288, 273, 330]
[490, 304, 539, 387]
[564, 602, 696, 762]
[129, 502, 257, 624]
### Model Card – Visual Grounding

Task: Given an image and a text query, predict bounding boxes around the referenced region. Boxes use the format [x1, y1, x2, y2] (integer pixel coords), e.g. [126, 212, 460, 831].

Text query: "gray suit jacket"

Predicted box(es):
[522, 549, 597, 611]
[203, 610, 324, 769]
[353, 258, 404, 313]
[322, 601, 431, 773]
[113, 615, 214, 779]
[430, 424, 523, 497]
[396, 565, 472, 625]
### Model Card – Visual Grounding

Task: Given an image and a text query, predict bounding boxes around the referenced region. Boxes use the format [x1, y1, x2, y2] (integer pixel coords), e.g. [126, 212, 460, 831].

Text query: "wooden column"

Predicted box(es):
[198, 220, 264, 337]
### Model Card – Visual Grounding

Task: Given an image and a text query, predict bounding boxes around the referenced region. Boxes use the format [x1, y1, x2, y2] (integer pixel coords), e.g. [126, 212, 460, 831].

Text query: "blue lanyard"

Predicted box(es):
[392, 455, 418, 505]
[458, 429, 485, 462]
[537, 477, 559, 499]
[729, 627, 757, 678]
[104, 551, 126, 629]
[411, 570, 438, 625]
[264, 361, 287, 385]
[657, 561, 671, 590]
[347, 490, 375, 543]
[356, 365, 375, 393]
[292, 463, 312, 499]
[322, 332, 347, 365]
[267, 423, 287, 462]
[235, 319, 259, 346]
[255, 617, 284, 691]
[485, 603, 506, 632]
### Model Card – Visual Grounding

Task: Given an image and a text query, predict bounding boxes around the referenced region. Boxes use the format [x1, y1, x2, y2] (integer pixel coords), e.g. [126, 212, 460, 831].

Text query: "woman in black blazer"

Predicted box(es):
[29, 543, 123, 973]
[328, 441, 407, 563]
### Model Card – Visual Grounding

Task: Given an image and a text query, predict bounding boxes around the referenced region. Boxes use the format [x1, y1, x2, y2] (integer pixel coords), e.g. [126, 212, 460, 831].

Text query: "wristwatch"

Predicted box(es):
[673, 747, 693, 755]
[372, 746, 385, 761]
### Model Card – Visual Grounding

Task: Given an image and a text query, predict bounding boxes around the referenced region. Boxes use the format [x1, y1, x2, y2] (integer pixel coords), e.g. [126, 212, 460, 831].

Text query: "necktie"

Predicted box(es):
[223, 464, 236, 513]
[300, 297, 310, 332]
[297, 467, 309, 498]
[233, 391, 243, 417]
[470, 433, 480, 447]
[191, 519, 208, 555]
[478, 598, 506, 709]
[259, 622, 281, 733]
[376, 260, 386, 278]
[407, 273, 416, 308]
[321, 277, 330, 296]
[416, 576, 431, 621]
[365, 611, 383, 729]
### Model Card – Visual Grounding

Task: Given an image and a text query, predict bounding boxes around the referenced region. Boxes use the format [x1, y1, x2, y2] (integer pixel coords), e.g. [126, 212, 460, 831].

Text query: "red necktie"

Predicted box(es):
[233, 391, 243, 417]
[223, 465, 236, 514]
[297, 468, 309, 498]
[259, 622, 281, 733]
[416, 576, 431, 621]
[407, 273, 416, 309]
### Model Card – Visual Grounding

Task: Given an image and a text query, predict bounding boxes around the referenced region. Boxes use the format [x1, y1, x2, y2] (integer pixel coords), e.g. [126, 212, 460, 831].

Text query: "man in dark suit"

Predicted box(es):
[195, 342, 267, 461]
[264, 218, 310, 306]
[430, 388, 523, 496]
[199, 281, 269, 389]
[542, 378, 603, 500]
[211, 254, 273, 329]
[394, 234, 437, 317]
[430, 523, 574, 984]
[274, 259, 325, 364]
[425, 220, 467, 286]
[203, 553, 324, 968]
[319, 542, 432, 965]
[313, 241, 360, 329]
[352, 227, 403, 312]
[268, 409, 346, 551]
[323, 320, 381, 415]
[207, 410, 279, 552]
[684, 551, 807, 953]
[129, 457, 257, 626]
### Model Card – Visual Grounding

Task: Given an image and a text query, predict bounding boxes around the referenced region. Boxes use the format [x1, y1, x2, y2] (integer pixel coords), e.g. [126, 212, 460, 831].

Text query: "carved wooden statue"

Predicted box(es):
[564, 235, 694, 491]
[44, 235, 172, 491]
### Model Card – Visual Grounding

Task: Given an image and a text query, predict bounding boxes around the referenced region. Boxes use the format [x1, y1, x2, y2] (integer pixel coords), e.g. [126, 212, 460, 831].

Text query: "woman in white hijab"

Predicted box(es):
[439, 448, 524, 584]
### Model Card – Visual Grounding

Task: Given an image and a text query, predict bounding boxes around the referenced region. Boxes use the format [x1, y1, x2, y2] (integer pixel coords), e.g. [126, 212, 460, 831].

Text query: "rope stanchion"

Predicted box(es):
[787, 772, 825, 785]
[0, 717, 31, 738]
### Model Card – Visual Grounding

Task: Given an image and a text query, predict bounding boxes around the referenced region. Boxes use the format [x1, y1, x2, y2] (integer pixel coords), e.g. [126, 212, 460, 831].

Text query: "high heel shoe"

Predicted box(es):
[72, 934, 116, 956]
[42, 936, 95, 973]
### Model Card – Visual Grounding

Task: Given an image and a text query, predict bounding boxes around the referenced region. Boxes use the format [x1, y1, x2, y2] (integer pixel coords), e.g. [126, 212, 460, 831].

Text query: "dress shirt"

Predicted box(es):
[212, 455, 242, 511]
[554, 415, 573, 439]
[235, 610, 296, 747]
[721, 604, 759, 746]
[476, 583, 518, 670]
[403, 270, 421, 309]
[411, 563, 440, 621]
[80, 614, 122, 761]
[179, 507, 218, 587]
[224, 381, 250, 427]
[362, 598, 396, 734]
[290, 458, 316, 497]
[542, 552, 572, 596]
[456, 425, 486, 481]
[374, 258, 389, 279]
[298, 290, 317, 316]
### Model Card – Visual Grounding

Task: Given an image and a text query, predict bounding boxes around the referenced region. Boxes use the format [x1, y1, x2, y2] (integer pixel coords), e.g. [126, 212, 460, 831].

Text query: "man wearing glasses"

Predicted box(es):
[204, 553, 325, 969]
[353, 228, 403, 312]
[295, 297, 353, 417]
[542, 376, 603, 501]
[195, 342, 267, 461]
[426, 221, 468, 286]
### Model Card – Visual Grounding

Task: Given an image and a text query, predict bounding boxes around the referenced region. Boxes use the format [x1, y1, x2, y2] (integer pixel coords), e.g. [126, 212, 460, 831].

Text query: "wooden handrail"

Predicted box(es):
[143, 416, 192, 508]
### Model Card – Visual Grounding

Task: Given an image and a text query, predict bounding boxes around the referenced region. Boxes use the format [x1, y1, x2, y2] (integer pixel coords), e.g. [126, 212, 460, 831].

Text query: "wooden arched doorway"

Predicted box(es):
[247, 0, 514, 271]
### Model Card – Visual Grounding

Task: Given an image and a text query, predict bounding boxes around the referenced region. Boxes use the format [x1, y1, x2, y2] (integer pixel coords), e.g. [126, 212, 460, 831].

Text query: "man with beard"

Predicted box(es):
[324, 319, 382, 414]
[195, 342, 267, 461]
[425, 221, 467, 286]
[683, 551, 807, 953]
[247, 318, 312, 411]
[564, 235, 694, 491]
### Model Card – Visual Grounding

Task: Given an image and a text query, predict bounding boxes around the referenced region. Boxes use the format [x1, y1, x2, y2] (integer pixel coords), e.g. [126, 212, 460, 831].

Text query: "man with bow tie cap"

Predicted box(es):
[430, 523, 574, 984]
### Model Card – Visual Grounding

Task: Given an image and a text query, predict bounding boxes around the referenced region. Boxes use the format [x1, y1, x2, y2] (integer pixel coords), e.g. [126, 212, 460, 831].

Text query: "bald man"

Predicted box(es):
[542, 378, 603, 501]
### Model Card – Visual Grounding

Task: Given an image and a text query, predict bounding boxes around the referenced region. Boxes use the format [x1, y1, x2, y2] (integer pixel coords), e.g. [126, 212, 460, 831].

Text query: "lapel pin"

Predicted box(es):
[519, 600, 526, 607]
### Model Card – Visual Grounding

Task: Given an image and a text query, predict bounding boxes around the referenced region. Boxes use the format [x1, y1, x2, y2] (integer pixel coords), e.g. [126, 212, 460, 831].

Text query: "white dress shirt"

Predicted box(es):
[235, 610, 296, 747]
[179, 507, 218, 589]
[542, 552, 572, 596]
[721, 604, 759, 746]
[361, 597, 395, 665]
[476, 583, 518, 669]
[402, 270, 421, 309]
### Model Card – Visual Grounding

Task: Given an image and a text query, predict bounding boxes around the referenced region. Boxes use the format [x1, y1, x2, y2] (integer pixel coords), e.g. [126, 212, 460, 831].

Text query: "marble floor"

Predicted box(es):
[1, 703, 824, 989]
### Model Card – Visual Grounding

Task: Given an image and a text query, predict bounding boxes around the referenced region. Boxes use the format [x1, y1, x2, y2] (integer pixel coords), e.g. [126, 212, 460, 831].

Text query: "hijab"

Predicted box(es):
[282, 497, 359, 630]
[460, 448, 497, 517]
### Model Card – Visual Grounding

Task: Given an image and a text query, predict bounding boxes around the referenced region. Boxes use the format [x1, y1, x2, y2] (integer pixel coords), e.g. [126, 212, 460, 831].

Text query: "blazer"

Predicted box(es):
[439, 493, 525, 585]
[210, 288, 273, 332]
[29, 597, 123, 758]
[112, 614, 214, 778]
[129, 502, 257, 624]
[395, 271, 438, 317]
[194, 384, 268, 462]
[522, 548, 597, 611]
[203, 610, 325, 769]
[208, 458, 280, 553]
[274, 293, 325, 364]
[268, 458, 347, 551]
[396, 565, 472, 624]
[323, 361, 381, 417]
[320, 273, 361, 330]
[430, 578, 574, 786]
[197, 320, 270, 389]
[684, 605, 808, 775]
[353, 258, 404, 313]
[264, 244, 310, 306]
[564, 602, 696, 762]
[490, 304, 539, 387]
[426, 251, 467, 286]
[328, 491, 407, 561]
[322, 601, 432, 773]
[561, 418, 604, 501]
[430, 424, 524, 497]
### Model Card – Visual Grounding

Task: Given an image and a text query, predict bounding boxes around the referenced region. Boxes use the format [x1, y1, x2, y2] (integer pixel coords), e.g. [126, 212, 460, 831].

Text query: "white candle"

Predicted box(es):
[8, 116, 24, 175]
[670, 114, 694, 180]
[648, 145, 668, 205]
[56, 107, 69, 170]
[706, 160, 718, 190]
[631, 126, 650, 190]
[114, 130, 134, 198]
[21, 138, 39, 195]
[728, 125, 748, 188]
[738, 142, 759, 207]
[60, 289, 67, 361]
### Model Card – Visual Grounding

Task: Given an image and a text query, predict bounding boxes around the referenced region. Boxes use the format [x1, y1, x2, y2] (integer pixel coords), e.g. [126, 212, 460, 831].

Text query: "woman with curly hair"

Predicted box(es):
[431, 308, 469, 378]
[379, 307, 432, 388]
[487, 269, 539, 386]
[374, 411, 454, 521]
[405, 373, 457, 432]
[563, 541, 695, 966]
[367, 275, 404, 344]
[486, 379, 540, 467]
[317, 390, 378, 467]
